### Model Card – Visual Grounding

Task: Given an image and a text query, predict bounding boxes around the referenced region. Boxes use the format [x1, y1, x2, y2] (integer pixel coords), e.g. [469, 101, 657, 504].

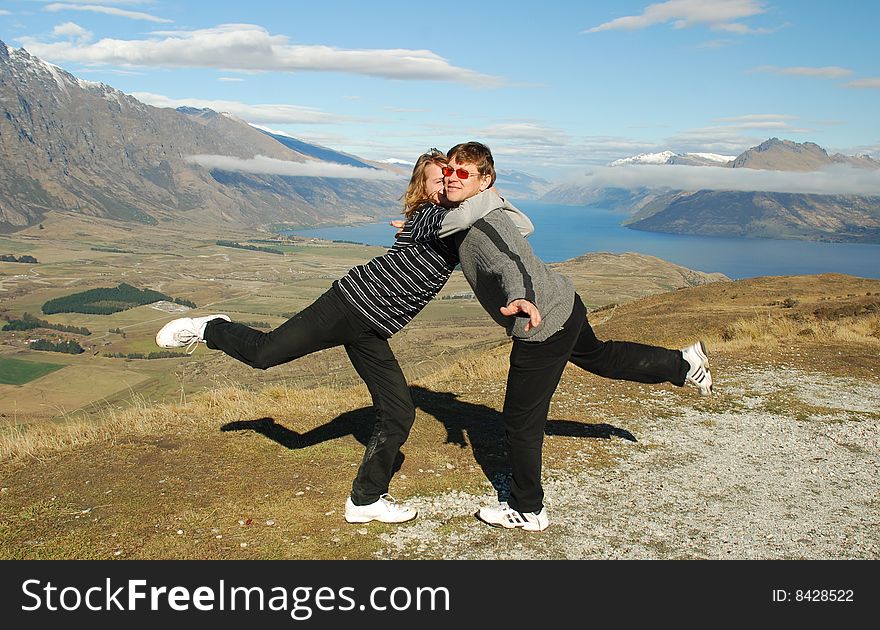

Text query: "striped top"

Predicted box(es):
[334, 203, 458, 337]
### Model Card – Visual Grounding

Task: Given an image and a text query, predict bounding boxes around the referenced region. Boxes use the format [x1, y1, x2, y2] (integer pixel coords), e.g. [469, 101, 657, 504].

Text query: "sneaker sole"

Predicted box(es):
[688, 341, 713, 396]
[475, 511, 548, 532]
[344, 511, 418, 524]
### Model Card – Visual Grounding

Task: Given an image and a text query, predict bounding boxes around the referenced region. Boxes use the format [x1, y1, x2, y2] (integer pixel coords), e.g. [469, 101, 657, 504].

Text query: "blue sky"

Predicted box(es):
[1, 0, 879, 181]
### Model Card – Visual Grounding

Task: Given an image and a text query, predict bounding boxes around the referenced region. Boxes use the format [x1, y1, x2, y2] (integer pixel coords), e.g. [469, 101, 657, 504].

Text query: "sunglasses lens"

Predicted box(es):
[442, 166, 473, 180]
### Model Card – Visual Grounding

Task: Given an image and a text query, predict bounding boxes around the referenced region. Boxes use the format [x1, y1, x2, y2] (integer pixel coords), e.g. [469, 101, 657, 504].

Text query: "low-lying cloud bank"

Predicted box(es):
[186, 154, 401, 180]
[573, 164, 880, 196]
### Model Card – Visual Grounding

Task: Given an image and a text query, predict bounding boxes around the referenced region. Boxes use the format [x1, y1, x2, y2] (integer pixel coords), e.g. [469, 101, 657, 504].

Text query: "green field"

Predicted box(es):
[0, 357, 66, 385]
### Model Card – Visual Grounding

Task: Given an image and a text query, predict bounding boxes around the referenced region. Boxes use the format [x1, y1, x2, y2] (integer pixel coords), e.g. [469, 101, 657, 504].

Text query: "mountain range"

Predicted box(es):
[2, 40, 879, 244]
[0, 40, 405, 234]
[542, 138, 880, 243]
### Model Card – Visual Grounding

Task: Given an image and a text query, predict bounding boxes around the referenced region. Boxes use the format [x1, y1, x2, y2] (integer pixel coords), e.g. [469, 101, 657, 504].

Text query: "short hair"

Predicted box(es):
[403, 148, 448, 218]
[447, 141, 496, 187]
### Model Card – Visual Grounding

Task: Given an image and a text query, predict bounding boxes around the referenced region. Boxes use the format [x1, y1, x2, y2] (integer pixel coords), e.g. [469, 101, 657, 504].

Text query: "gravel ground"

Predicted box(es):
[377, 363, 880, 559]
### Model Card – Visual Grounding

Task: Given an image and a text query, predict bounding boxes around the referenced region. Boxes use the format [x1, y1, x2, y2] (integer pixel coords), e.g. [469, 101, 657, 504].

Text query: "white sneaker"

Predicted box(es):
[344, 494, 417, 524]
[155, 314, 230, 354]
[477, 501, 549, 532]
[682, 340, 713, 396]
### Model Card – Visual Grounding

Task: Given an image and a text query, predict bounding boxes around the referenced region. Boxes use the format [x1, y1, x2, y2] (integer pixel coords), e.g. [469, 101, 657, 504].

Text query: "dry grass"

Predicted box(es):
[416, 342, 510, 388]
[0, 340, 510, 463]
[710, 311, 880, 352]
[0, 383, 371, 463]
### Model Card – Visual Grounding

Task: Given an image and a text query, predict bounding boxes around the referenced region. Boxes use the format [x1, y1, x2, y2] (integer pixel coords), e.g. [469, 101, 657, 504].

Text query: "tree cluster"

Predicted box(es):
[41, 283, 186, 315]
[2, 312, 91, 335]
[0, 254, 38, 263]
[216, 240, 284, 255]
[104, 351, 188, 359]
[29, 339, 85, 354]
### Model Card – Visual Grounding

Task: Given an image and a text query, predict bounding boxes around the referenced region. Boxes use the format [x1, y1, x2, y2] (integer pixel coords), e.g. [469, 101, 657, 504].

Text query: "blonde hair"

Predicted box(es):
[403, 149, 448, 218]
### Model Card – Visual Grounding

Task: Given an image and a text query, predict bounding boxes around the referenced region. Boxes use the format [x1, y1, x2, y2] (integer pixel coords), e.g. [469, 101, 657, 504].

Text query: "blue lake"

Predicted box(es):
[290, 203, 880, 280]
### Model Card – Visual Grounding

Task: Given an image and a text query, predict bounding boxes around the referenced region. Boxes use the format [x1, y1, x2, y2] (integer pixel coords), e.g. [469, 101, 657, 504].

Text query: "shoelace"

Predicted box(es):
[175, 331, 201, 355]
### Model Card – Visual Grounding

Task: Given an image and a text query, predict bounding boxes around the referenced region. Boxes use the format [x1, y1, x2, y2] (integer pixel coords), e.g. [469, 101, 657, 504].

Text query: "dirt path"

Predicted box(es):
[377, 361, 880, 559]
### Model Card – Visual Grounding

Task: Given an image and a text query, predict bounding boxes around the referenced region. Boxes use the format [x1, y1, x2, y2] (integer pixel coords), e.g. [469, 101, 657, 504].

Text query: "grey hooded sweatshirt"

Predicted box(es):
[452, 205, 575, 343]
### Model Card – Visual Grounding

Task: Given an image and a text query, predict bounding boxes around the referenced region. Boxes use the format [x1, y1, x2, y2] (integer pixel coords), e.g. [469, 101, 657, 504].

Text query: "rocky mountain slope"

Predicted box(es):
[0, 41, 403, 233]
[730, 137, 878, 171]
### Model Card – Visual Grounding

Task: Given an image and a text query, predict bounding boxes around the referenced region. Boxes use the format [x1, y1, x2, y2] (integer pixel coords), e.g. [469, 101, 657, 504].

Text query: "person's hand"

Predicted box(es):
[500, 299, 542, 331]
[389, 219, 405, 236]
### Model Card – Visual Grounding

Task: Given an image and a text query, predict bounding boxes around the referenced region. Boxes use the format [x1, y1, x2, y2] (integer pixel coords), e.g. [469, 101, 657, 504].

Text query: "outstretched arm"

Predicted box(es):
[437, 189, 534, 238]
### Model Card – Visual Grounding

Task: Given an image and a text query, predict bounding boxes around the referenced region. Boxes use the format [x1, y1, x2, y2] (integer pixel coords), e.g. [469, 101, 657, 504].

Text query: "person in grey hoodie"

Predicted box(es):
[440, 142, 713, 532]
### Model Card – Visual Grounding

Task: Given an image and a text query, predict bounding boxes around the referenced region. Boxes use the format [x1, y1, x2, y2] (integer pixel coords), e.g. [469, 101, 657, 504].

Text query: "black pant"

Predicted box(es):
[204, 288, 415, 506]
[503, 294, 688, 513]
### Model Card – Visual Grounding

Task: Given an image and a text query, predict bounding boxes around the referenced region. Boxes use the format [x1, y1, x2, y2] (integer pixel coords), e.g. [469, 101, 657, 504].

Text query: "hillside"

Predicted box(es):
[542, 138, 880, 243]
[625, 190, 880, 242]
[0, 41, 403, 233]
[1, 273, 877, 559]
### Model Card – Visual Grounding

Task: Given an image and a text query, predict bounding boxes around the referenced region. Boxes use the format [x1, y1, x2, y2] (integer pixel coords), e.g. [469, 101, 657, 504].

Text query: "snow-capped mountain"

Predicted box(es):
[610, 151, 735, 167]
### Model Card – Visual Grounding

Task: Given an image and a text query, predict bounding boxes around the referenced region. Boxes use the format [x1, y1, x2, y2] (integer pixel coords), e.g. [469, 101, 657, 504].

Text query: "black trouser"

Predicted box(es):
[503, 294, 688, 513]
[203, 288, 415, 506]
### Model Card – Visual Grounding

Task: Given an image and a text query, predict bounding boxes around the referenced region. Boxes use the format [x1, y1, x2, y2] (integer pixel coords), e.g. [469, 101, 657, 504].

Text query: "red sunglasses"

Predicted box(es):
[441, 166, 482, 180]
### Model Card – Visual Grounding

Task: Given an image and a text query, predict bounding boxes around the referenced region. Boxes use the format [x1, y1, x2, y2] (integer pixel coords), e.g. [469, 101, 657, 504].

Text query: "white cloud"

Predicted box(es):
[76, 66, 142, 76]
[18, 24, 503, 86]
[217, 77, 243, 82]
[36, 1, 158, 4]
[664, 115, 810, 155]
[480, 122, 569, 144]
[845, 78, 880, 89]
[44, 3, 172, 24]
[0, 10, 12, 16]
[843, 143, 880, 159]
[584, 0, 767, 33]
[716, 114, 798, 122]
[753, 65, 853, 79]
[711, 21, 784, 34]
[571, 163, 880, 196]
[186, 154, 400, 180]
[130, 92, 349, 125]
[696, 39, 733, 49]
[383, 106, 430, 113]
[51, 22, 92, 43]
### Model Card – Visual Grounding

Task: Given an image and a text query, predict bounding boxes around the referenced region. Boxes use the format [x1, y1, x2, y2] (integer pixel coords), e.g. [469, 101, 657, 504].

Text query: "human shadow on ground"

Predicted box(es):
[220, 407, 406, 474]
[409, 386, 636, 501]
[220, 385, 636, 501]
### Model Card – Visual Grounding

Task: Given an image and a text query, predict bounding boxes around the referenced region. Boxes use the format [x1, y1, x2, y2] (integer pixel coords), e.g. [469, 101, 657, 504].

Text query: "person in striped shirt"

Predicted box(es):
[155, 149, 528, 525]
